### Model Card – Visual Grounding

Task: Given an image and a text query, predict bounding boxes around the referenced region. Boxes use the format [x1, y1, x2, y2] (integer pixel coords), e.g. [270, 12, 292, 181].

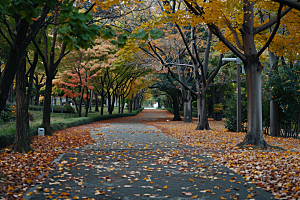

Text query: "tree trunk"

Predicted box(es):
[95, 92, 99, 112]
[7, 84, 14, 103]
[107, 94, 113, 115]
[84, 88, 90, 117]
[100, 94, 104, 115]
[237, 60, 267, 147]
[42, 76, 53, 135]
[196, 87, 210, 130]
[269, 51, 280, 137]
[171, 95, 182, 121]
[121, 95, 125, 113]
[12, 57, 31, 152]
[118, 94, 121, 113]
[66, 96, 69, 105]
[89, 90, 92, 112]
[130, 95, 133, 113]
[270, 100, 280, 137]
[183, 91, 193, 123]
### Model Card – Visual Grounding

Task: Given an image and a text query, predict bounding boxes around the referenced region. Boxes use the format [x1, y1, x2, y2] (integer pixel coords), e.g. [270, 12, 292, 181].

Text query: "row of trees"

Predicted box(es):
[0, 0, 159, 152]
[0, 0, 300, 152]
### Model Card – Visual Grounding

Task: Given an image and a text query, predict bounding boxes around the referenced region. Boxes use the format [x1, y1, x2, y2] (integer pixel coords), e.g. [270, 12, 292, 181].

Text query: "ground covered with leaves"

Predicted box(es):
[143, 111, 300, 199]
[0, 109, 300, 199]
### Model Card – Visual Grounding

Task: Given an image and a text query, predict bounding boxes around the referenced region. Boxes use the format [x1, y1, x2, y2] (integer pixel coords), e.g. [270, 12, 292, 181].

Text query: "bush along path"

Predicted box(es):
[0, 109, 298, 199]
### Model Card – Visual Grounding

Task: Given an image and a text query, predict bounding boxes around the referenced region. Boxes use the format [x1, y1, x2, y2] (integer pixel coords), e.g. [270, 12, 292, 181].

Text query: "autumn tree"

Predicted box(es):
[181, 0, 300, 147]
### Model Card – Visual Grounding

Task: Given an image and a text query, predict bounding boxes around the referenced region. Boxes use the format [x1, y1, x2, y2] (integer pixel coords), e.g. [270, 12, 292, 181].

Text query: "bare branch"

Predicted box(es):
[221, 13, 244, 51]
[254, 4, 283, 60]
[272, 0, 300, 11]
[253, 6, 292, 34]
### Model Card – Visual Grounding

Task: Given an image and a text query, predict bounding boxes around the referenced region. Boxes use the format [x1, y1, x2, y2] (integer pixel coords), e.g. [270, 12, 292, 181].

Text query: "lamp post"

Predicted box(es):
[222, 58, 242, 132]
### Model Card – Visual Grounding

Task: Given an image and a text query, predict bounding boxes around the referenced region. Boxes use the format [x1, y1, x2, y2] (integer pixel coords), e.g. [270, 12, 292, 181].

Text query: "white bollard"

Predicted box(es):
[38, 128, 44, 136]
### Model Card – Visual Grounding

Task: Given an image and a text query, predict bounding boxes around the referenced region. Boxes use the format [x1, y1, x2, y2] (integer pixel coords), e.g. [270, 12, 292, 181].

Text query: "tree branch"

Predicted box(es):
[221, 13, 244, 51]
[0, 28, 11, 46]
[207, 54, 224, 85]
[253, 6, 292, 34]
[208, 24, 246, 61]
[272, 0, 300, 11]
[254, 4, 283, 60]
[33, 39, 49, 77]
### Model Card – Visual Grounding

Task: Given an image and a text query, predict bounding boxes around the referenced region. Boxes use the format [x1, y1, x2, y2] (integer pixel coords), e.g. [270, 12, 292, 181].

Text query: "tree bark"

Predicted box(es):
[94, 92, 99, 112]
[183, 91, 193, 123]
[12, 57, 31, 152]
[196, 87, 210, 130]
[237, 59, 267, 147]
[269, 51, 280, 137]
[100, 93, 104, 115]
[42, 76, 53, 135]
[171, 95, 182, 121]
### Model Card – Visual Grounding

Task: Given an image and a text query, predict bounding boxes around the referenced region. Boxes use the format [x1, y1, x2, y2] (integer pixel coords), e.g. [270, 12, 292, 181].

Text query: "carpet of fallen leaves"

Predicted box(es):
[0, 123, 97, 199]
[1, 109, 300, 199]
[142, 111, 300, 200]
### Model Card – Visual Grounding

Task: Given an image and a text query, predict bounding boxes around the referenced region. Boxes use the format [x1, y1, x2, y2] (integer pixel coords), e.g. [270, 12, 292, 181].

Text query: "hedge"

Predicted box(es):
[28, 105, 75, 113]
[0, 108, 143, 149]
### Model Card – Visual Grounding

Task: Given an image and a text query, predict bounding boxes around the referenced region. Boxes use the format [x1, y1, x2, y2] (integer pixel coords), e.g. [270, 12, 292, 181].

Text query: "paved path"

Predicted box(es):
[25, 110, 273, 199]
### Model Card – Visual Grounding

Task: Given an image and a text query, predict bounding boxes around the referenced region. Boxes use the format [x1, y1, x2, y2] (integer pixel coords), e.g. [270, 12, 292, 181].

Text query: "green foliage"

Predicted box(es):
[223, 89, 247, 132]
[28, 105, 75, 113]
[63, 105, 75, 113]
[57, 2, 100, 51]
[267, 63, 300, 136]
[5, 0, 56, 22]
[213, 103, 224, 113]
[0, 103, 14, 123]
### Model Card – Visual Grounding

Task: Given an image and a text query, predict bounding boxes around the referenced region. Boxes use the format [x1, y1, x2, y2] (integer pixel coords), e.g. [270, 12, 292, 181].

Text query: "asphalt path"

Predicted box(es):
[25, 110, 274, 200]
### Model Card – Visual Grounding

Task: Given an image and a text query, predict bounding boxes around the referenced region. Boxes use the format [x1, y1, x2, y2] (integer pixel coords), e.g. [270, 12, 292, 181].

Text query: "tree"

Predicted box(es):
[0, 0, 57, 113]
[183, 0, 298, 147]
[33, 2, 99, 134]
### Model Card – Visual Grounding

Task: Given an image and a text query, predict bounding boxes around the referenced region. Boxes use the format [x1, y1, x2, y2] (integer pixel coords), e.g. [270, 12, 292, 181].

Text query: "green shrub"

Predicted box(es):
[28, 105, 75, 113]
[63, 105, 75, 113]
[223, 93, 247, 132]
[0, 104, 15, 123]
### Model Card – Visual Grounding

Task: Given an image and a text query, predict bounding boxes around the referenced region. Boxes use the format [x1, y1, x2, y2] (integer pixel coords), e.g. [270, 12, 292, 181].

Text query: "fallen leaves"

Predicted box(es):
[0, 123, 97, 198]
[146, 112, 300, 200]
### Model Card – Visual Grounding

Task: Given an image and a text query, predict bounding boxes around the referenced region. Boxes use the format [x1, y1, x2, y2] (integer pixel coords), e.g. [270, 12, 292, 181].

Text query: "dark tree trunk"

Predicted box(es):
[196, 87, 210, 130]
[121, 95, 125, 113]
[84, 88, 90, 117]
[183, 91, 193, 123]
[130, 95, 133, 113]
[107, 94, 113, 115]
[43, 76, 53, 135]
[237, 59, 267, 147]
[269, 51, 280, 137]
[118, 94, 121, 113]
[100, 94, 104, 115]
[7, 84, 14, 103]
[66, 96, 69, 105]
[89, 90, 92, 112]
[95, 92, 99, 112]
[171, 95, 182, 121]
[12, 58, 31, 152]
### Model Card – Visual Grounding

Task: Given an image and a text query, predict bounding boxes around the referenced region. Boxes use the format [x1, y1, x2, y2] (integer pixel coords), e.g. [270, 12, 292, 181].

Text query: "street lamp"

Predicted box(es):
[222, 57, 242, 133]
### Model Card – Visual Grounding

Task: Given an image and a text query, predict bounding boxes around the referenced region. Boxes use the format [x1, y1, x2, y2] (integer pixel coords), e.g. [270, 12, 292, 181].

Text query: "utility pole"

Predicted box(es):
[222, 58, 242, 132]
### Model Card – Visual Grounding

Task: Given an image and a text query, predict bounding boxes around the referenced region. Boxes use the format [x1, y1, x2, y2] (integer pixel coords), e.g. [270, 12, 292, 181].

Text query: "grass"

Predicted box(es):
[0, 106, 130, 136]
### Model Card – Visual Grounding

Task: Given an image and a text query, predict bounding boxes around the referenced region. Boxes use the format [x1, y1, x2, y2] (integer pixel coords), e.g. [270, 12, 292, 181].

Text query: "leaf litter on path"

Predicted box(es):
[0, 109, 299, 199]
